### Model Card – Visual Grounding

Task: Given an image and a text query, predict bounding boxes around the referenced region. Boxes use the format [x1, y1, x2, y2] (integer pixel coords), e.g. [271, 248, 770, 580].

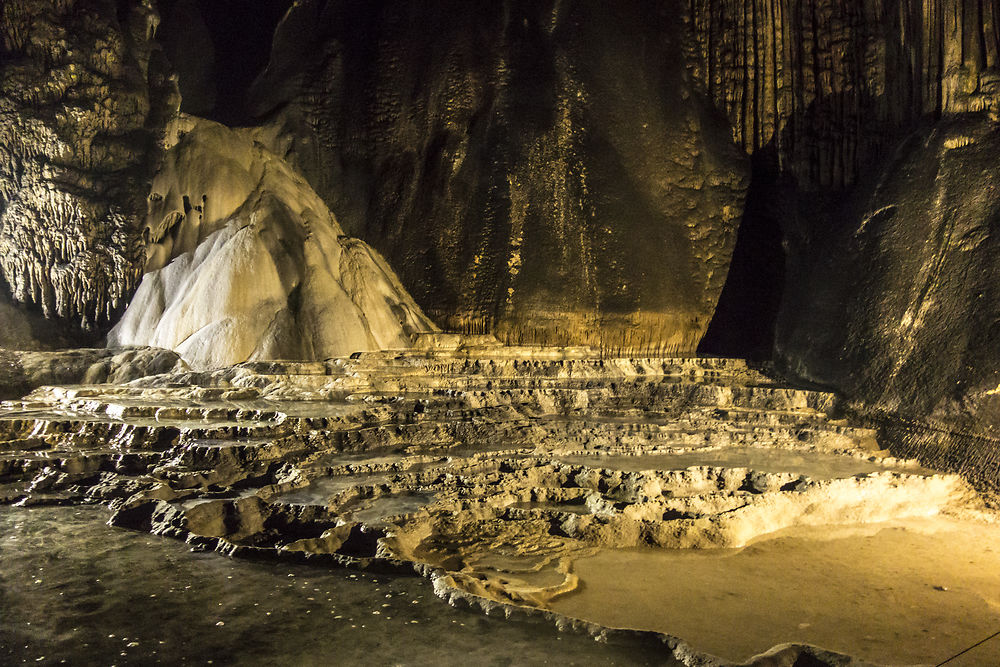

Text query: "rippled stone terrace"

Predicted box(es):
[2, 343, 997, 666]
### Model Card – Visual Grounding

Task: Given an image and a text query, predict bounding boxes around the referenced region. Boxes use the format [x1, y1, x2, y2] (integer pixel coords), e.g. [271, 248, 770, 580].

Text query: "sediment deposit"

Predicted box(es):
[2, 341, 995, 665]
[108, 116, 438, 368]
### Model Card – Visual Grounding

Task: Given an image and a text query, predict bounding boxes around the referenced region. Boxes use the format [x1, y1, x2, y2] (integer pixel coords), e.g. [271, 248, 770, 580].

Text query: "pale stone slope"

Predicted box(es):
[109, 117, 437, 369]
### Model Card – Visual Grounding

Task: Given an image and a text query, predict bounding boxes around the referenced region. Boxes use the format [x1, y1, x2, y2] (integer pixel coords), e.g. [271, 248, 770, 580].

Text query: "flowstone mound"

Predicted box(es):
[1, 343, 996, 666]
[108, 117, 437, 368]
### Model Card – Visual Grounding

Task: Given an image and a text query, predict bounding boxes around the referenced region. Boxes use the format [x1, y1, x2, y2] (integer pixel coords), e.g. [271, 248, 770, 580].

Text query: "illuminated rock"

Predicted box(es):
[687, 0, 1000, 188]
[0, 0, 176, 328]
[0, 347, 186, 400]
[249, 0, 749, 353]
[108, 117, 437, 369]
[1, 350, 995, 665]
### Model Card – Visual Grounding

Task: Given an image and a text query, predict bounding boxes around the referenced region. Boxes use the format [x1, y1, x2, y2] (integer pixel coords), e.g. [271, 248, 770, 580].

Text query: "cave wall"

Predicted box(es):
[686, 0, 1000, 484]
[155, 0, 292, 123]
[775, 117, 1000, 489]
[0, 0, 176, 331]
[687, 0, 1000, 188]
[155, 0, 216, 116]
[775, 117, 1000, 425]
[249, 0, 749, 354]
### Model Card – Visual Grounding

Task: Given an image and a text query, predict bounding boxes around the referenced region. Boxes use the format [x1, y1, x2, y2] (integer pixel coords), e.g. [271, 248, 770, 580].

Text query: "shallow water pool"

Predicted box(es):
[0, 506, 674, 666]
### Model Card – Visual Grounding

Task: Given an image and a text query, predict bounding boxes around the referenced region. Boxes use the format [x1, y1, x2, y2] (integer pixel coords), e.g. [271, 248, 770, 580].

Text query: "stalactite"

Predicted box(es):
[686, 0, 1000, 188]
[0, 0, 176, 329]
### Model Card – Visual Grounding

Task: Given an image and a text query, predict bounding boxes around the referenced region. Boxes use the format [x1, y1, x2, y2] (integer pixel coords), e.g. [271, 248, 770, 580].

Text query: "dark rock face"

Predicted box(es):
[776, 117, 1000, 487]
[155, 0, 292, 123]
[156, 0, 216, 116]
[250, 0, 748, 353]
[0, 290, 101, 351]
[687, 0, 1000, 189]
[687, 0, 1000, 487]
[0, 0, 176, 329]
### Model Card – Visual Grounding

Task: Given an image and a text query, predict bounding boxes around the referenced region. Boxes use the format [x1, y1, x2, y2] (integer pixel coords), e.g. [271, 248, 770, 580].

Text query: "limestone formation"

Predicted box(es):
[0, 0, 176, 329]
[0, 346, 186, 400]
[775, 116, 1000, 492]
[1, 344, 995, 665]
[4, 3, 1000, 664]
[687, 0, 1000, 188]
[249, 0, 748, 353]
[0, 291, 98, 351]
[683, 0, 1000, 491]
[107, 117, 437, 369]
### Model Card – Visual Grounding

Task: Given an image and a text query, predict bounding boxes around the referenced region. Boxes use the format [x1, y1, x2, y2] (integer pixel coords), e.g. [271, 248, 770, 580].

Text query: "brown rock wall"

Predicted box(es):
[0, 0, 176, 329]
[249, 0, 749, 354]
[687, 0, 1000, 187]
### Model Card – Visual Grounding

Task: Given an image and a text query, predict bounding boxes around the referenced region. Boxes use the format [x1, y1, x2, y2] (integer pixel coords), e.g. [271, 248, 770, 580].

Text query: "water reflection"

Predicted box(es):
[0, 506, 674, 666]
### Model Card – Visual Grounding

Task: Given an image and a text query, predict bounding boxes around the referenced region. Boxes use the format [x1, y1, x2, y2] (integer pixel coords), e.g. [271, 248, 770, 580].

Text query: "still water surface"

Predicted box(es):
[0, 506, 673, 666]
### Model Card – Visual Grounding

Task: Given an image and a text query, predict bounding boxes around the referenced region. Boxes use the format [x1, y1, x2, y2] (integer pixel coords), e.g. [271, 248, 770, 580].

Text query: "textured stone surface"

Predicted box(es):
[687, 0, 1000, 188]
[0, 0, 176, 328]
[685, 0, 1000, 491]
[0, 347, 993, 665]
[108, 117, 437, 369]
[776, 117, 1000, 492]
[0, 346, 186, 400]
[249, 0, 748, 353]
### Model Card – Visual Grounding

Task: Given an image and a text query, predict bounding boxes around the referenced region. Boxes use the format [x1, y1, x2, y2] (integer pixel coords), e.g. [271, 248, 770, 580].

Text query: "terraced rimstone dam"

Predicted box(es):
[2, 344, 999, 666]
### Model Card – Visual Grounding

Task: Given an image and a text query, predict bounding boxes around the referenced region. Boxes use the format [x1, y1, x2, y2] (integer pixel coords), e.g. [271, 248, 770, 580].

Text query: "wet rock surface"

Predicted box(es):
[1, 341, 993, 665]
[554, 517, 1000, 664]
[1, 505, 679, 666]
[0, 347, 186, 401]
[249, 0, 748, 353]
[776, 117, 1000, 493]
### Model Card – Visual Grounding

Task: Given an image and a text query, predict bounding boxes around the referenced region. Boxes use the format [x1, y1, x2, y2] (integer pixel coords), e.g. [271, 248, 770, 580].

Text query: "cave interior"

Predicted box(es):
[2, 1, 1000, 665]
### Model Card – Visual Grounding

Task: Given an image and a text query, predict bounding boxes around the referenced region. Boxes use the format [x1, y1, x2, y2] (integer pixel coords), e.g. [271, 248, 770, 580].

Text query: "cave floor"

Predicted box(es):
[552, 517, 1000, 665]
[0, 505, 674, 666]
[1, 348, 997, 666]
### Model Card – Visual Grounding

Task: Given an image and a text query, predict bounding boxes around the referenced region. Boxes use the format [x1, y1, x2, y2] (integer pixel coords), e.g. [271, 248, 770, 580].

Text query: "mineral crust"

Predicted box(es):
[2, 341, 995, 665]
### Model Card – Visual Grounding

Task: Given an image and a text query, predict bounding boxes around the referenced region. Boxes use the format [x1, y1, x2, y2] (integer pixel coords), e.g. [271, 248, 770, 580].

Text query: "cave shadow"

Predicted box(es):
[156, 0, 294, 125]
[698, 149, 786, 362]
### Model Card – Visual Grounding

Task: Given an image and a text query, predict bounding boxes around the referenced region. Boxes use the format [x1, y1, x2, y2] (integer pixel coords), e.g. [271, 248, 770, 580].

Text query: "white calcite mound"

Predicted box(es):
[109, 117, 437, 368]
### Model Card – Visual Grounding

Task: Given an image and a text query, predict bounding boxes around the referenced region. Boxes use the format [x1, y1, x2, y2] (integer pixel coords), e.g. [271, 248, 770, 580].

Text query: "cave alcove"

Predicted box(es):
[698, 149, 786, 361]
[156, 0, 293, 124]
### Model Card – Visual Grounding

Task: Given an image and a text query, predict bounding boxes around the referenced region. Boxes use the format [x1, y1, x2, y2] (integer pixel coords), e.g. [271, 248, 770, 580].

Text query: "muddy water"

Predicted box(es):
[0, 506, 673, 666]
[551, 517, 1000, 666]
